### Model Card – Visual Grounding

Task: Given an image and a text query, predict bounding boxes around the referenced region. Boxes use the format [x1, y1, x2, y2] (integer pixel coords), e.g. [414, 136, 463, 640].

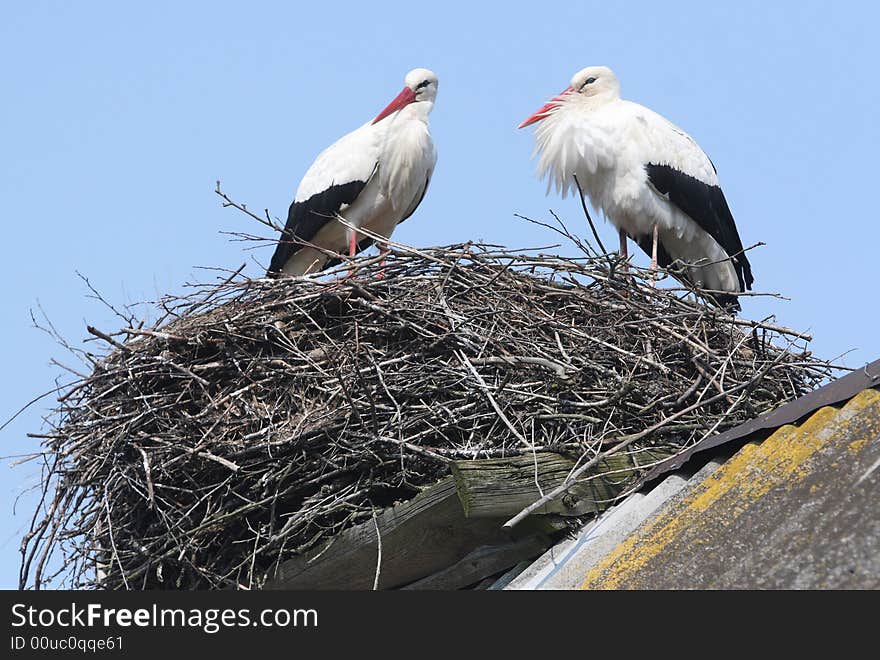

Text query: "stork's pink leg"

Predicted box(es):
[376, 241, 389, 279]
[348, 231, 357, 276]
[618, 229, 629, 272]
[650, 224, 659, 288]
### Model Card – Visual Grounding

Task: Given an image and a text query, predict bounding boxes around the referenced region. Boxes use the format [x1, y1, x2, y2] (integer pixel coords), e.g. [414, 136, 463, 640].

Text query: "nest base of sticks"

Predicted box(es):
[21, 240, 840, 590]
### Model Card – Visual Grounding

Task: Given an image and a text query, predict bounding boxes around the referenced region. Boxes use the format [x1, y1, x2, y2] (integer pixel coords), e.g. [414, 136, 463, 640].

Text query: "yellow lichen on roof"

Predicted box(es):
[580, 388, 880, 590]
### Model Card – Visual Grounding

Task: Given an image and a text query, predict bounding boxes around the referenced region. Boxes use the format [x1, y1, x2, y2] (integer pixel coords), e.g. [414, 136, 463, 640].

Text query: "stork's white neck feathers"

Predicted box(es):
[394, 99, 434, 124]
[531, 101, 620, 200]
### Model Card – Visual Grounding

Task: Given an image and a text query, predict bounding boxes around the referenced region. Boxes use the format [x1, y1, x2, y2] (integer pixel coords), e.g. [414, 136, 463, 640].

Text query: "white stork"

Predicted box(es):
[267, 68, 438, 277]
[518, 66, 753, 311]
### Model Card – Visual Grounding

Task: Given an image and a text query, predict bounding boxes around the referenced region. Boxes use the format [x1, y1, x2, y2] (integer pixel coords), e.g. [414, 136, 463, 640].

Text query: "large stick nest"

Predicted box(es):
[20, 237, 840, 590]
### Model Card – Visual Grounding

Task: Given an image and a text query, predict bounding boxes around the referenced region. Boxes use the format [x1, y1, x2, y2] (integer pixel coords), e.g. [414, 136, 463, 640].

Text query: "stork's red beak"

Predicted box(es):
[372, 86, 417, 124]
[517, 87, 574, 128]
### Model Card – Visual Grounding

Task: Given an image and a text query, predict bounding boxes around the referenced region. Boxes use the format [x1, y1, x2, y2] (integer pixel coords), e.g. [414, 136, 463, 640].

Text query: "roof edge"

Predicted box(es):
[636, 357, 880, 488]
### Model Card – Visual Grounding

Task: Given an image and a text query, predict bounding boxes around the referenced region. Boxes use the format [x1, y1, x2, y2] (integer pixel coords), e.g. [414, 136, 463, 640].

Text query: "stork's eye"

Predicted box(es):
[581, 77, 597, 89]
[415, 80, 430, 90]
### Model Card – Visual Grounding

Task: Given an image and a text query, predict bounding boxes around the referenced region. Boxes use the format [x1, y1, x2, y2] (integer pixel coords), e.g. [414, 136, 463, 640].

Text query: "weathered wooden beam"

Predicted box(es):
[264, 447, 668, 590]
[265, 477, 514, 590]
[451, 449, 673, 519]
[399, 535, 550, 590]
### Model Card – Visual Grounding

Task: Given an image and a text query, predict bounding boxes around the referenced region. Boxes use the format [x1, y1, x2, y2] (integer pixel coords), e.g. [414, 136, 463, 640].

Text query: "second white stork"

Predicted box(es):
[267, 68, 438, 277]
[518, 66, 754, 311]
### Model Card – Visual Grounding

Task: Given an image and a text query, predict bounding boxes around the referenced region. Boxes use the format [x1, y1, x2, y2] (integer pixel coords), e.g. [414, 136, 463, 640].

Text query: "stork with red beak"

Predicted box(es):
[267, 68, 438, 277]
[518, 66, 753, 311]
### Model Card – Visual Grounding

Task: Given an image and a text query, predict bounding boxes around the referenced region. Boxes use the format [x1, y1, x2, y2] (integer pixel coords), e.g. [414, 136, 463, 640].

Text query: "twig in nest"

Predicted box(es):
[572, 173, 607, 256]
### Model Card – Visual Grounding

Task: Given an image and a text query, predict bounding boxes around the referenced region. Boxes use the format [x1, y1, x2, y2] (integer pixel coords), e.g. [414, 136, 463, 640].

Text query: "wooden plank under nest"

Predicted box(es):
[400, 535, 550, 590]
[265, 449, 671, 590]
[451, 449, 674, 519]
[265, 477, 556, 590]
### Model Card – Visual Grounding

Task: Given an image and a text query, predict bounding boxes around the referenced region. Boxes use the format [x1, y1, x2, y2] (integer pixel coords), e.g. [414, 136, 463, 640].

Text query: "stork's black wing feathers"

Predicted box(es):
[266, 179, 368, 278]
[644, 163, 754, 293]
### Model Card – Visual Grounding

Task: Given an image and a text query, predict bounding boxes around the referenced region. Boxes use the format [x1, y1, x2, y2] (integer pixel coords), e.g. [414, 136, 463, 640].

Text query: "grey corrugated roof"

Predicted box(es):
[505, 359, 880, 590]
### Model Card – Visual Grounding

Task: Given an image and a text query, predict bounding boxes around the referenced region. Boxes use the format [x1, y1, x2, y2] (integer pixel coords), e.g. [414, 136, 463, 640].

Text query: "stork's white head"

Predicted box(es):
[406, 68, 439, 104]
[569, 66, 619, 100]
[372, 68, 438, 124]
[518, 66, 620, 128]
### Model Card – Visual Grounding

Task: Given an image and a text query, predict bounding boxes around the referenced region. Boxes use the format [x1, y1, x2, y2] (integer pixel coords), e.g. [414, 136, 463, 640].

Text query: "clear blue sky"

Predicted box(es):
[2, 1, 878, 589]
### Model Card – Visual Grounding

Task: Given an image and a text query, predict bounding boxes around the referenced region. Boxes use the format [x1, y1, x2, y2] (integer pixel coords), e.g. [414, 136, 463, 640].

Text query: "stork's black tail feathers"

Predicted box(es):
[266, 223, 298, 279]
[711, 292, 743, 315]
